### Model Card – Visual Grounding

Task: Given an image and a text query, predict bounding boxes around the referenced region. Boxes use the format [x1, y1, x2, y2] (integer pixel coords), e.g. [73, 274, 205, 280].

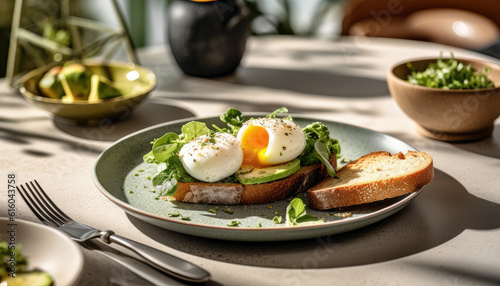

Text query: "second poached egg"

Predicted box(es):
[179, 132, 243, 182]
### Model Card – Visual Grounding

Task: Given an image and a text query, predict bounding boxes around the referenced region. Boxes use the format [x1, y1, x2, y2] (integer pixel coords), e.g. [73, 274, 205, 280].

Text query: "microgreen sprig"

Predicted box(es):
[406, 53, 494, 89]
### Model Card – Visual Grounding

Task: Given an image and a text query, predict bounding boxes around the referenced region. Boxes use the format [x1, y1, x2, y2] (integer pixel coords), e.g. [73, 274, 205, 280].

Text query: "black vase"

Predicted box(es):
[167, 0, 249, 77]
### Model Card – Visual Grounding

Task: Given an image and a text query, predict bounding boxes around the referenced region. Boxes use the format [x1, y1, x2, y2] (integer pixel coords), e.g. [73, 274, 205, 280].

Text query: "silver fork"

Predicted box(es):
[17, 180, 210, 283]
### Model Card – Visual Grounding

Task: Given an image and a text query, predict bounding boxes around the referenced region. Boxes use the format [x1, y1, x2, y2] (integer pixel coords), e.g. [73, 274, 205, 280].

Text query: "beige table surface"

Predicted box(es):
[1, 36, 500, 286]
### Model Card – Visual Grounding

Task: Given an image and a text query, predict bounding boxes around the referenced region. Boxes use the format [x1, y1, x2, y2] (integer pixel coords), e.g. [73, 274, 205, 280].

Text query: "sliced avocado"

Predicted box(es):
[58, 61, 92, 101]
[88, 74, 122, 102]
[236, 159, 300, 185]
[39, 66, 64, 99]
[1, 272, 53, 286]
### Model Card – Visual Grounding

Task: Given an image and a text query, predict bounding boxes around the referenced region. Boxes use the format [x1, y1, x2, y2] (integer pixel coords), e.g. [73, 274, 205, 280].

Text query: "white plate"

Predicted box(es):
[0, 218, 84, 285]
[93, 115, 425, 241]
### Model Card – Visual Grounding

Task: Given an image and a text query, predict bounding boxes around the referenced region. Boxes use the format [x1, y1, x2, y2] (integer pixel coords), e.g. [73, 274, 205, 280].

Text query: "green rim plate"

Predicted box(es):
[92, 115, 423, 241]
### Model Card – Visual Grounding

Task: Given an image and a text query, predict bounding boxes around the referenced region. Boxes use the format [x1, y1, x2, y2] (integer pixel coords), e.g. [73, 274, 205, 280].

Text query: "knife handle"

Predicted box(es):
[96, 250, 187, 286]
[100, 230, 210, 283]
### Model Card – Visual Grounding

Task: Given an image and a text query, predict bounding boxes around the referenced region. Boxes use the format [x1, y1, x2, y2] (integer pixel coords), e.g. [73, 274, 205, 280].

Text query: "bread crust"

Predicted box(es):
[308, 151, 434, 210]
[173, 157, 337, 205]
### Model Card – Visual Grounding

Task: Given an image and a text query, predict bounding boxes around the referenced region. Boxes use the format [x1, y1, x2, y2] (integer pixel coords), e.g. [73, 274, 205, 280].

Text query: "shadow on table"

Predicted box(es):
[160, 91, 339, 115]
[75, 240, 222, 286]
[128, 168, 500, 269]
[234, 67, 390, 98]
[388, 124, 500, 159]
[0, 124, 104, 156]
[53, 99, 196, 141]
[152, 63, 389, 109]
[451, 124, 500, 159]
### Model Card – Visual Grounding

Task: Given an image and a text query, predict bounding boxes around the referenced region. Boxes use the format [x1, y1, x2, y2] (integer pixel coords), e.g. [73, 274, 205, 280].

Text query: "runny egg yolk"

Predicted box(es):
[240, 126, 269, 166]
[237, 117, 307, 167]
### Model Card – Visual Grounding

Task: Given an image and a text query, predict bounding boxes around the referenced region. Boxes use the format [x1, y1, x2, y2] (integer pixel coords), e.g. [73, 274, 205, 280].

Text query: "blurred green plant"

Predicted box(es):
[242, 0, 343, 36]
[165, 0, 343, 36]
[42, 21, 71, 47]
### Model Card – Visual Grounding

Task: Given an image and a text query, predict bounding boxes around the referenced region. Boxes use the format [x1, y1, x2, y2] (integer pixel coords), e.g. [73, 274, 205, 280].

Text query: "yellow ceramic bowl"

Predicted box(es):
[20, 61, 157, 124]
[387, 57, 500, 142]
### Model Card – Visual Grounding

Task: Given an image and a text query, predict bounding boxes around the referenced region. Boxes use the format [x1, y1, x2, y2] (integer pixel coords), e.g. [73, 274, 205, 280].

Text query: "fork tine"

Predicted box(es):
[31, 180, 72, 223]
[17, 180, 71, 226]
[17, 184, 54, 226]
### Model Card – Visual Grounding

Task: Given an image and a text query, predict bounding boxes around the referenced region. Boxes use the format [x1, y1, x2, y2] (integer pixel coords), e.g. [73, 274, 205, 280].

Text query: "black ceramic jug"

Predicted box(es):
[167, 0, 249, 77]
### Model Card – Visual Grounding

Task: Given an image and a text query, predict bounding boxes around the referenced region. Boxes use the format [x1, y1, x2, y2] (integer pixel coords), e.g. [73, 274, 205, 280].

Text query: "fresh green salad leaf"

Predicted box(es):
[143, 150, 155, 163]
[314, 140, 337, 178]
[299, 122, 340, 177]
[152, 156, 196, 197]
[219, 108, 245, 135]
[152, 133, 180, 163]
[217, 107, 291, 134]
[221, 108, 245, 126]
[406, 53, 494, 89]
[148, 122, 209, 164]
[180, 121, 210, 141]
[286, 198, 324, 226]
[158, 177, 178, 197]
[266, 107, 288, 119]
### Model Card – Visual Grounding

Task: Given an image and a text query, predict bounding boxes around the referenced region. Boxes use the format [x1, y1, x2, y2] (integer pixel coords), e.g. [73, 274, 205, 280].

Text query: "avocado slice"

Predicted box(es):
[236, 159, 301, 185]
[39, 66, 64, 99]
[1, 272, 53, 286]
[88, 74, 123, 102]
[58, 62, 92, 101]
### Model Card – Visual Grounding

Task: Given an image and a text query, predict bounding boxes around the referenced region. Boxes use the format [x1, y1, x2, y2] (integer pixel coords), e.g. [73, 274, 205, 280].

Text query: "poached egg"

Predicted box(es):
[236, 117, 306, 166]
[179, 132, 243, 182]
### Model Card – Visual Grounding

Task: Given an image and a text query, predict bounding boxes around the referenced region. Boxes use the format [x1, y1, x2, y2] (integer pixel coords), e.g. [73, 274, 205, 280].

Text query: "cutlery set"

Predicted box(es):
[17, 180, 211, 284]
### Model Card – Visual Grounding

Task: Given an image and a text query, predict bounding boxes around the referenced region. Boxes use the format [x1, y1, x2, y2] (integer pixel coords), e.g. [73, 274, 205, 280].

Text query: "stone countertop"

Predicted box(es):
[1, 35, 499, 286]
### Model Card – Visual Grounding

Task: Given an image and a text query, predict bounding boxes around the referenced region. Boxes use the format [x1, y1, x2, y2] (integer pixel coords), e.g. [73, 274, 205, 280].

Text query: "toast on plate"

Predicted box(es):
[173, 156, 337, 205]
[308, 151, 434, 210]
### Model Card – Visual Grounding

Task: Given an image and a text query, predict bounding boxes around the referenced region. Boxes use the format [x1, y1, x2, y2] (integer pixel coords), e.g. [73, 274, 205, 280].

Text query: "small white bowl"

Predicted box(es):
[0, 218, 84, 285]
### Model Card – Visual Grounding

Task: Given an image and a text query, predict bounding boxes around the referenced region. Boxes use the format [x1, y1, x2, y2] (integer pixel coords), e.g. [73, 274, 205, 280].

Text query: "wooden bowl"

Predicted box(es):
[387, 58, 500, 141]
[20, 61, 157, 124]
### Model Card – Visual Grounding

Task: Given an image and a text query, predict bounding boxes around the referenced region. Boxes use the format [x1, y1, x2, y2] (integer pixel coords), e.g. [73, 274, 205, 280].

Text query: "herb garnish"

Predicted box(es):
[227, 221, 241, 227]
[406, 53, 494, 89]
[168, 212, 190, 220]
[300, 122, 340, 178]
[266, 107, 291, 120]
[286, 198, 324, 226]
[208, 207, 219, 214]
[272, 215, 283, 224]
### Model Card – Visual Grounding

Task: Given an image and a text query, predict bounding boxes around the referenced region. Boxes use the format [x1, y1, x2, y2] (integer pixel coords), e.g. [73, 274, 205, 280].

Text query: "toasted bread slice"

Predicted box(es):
[308, 151, 434, 210]
[173, 156, 337, 205]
